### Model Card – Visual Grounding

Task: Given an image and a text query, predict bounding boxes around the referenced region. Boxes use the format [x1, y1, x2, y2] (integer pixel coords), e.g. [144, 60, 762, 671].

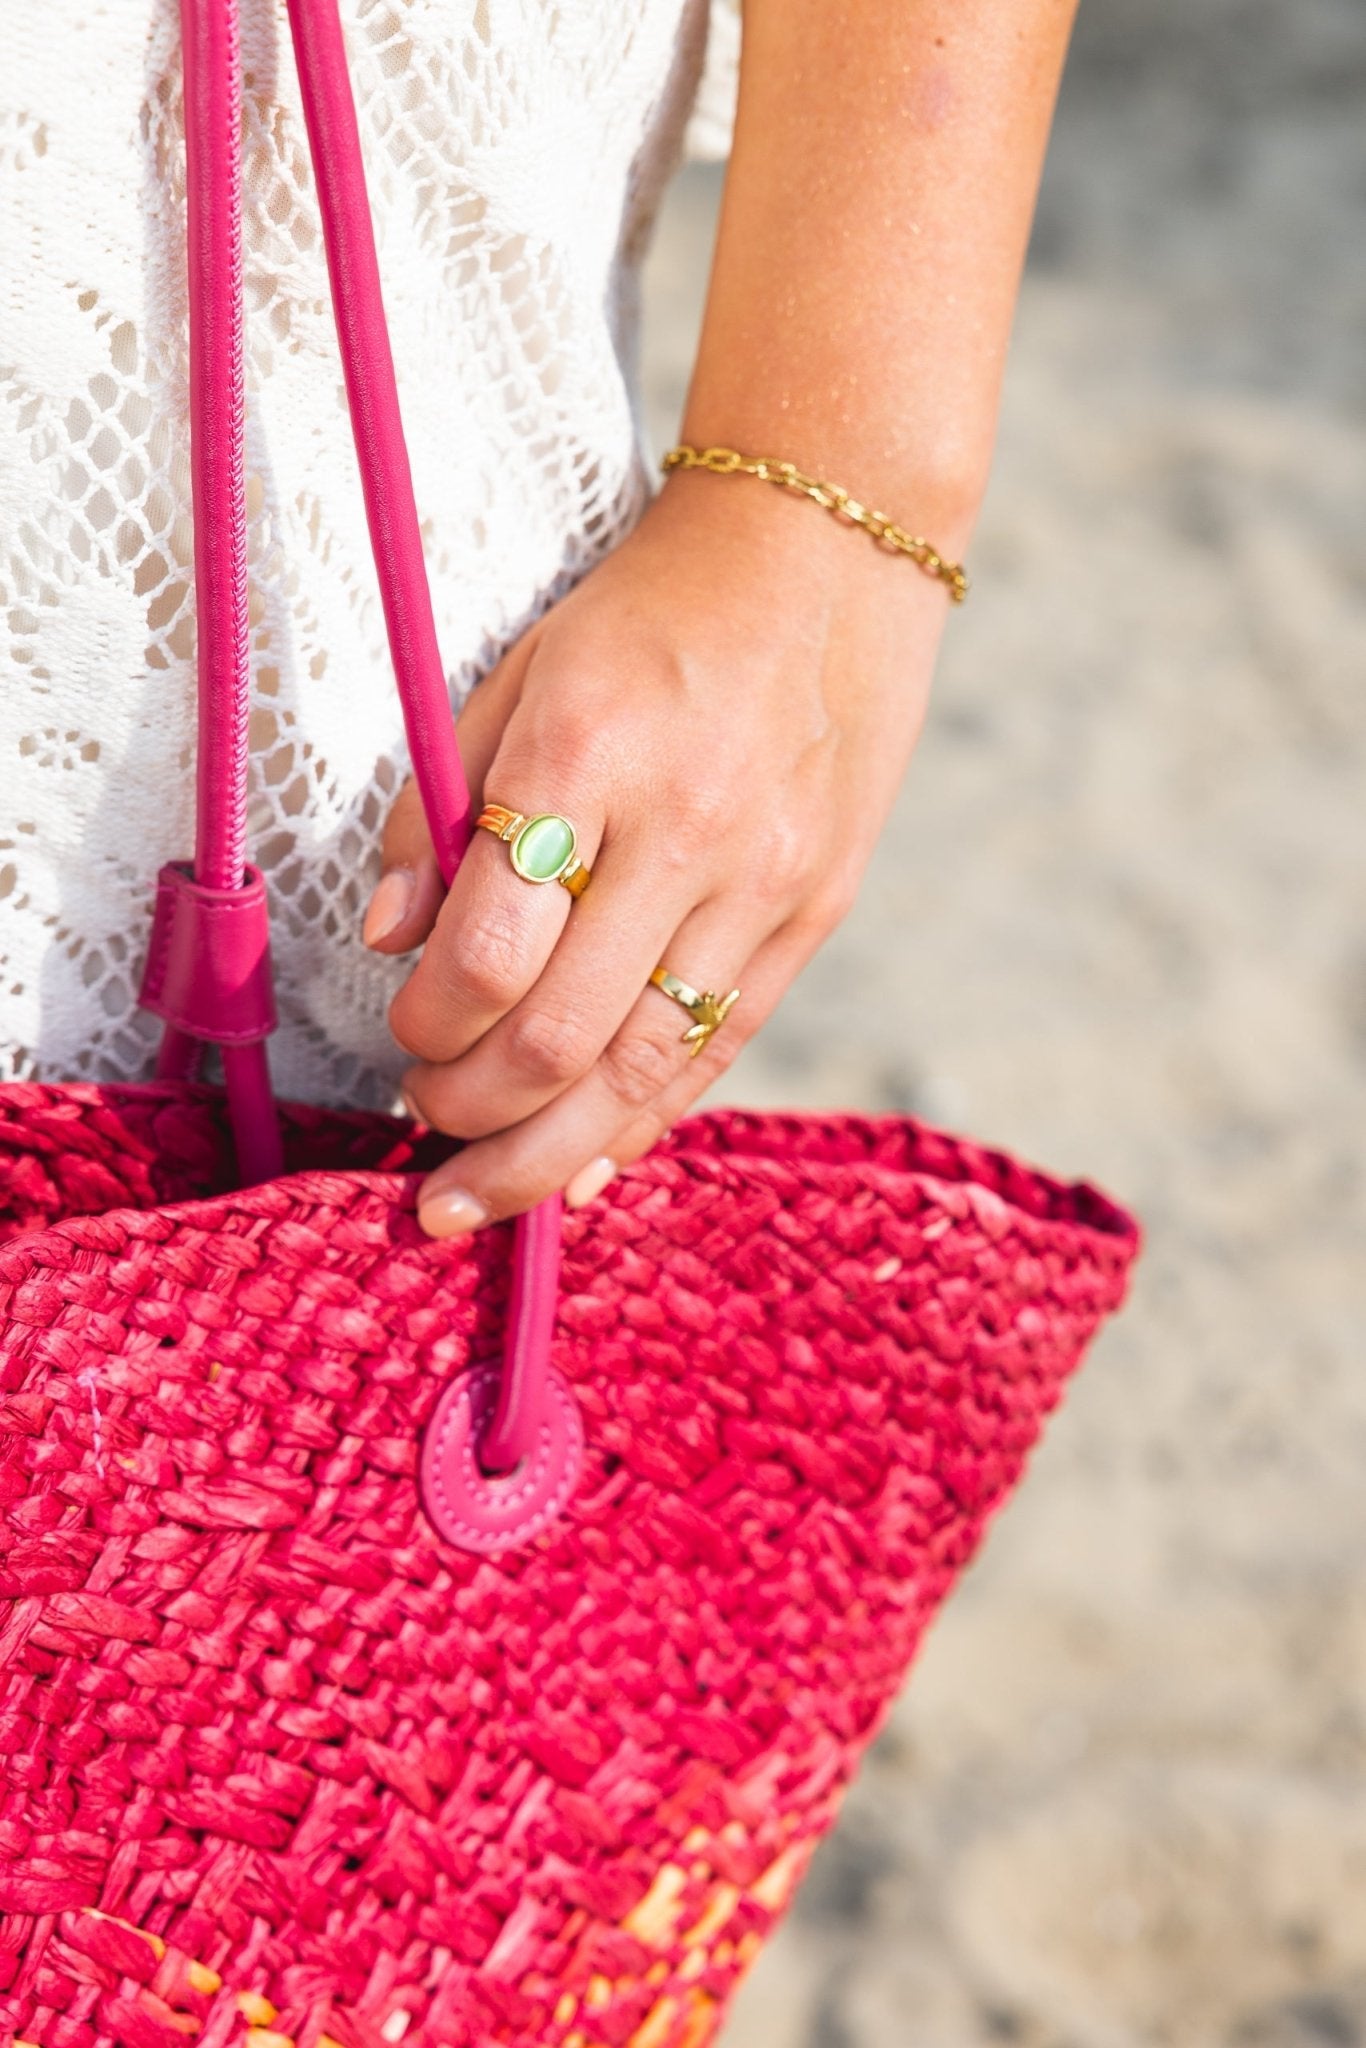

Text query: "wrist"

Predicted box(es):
[650, 439, 979, 621]
[674, 409, 990, 556]
[627, 458, 955, 708]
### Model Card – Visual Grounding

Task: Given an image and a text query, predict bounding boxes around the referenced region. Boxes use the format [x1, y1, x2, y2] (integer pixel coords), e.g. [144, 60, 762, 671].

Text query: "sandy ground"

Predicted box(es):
[637, 3, 1366, 2043]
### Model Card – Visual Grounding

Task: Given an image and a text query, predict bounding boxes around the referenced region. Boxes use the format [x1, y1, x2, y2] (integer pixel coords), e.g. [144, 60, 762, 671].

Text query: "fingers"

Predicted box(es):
[387, 782, 607, 1071]
[412, 900, 790, 1235]
[361, 628, 538, 955]
[386, 633, 675, 1069]
[564, 914, 829, 1204]
[398, 822, 699, 1139]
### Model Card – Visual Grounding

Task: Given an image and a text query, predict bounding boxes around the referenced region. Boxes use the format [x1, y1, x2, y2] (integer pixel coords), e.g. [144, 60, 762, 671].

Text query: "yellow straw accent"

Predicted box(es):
[625, 1994, 678, 2048]
[681, 1881, 742, 1948]
[621, 1860, 688, 1942]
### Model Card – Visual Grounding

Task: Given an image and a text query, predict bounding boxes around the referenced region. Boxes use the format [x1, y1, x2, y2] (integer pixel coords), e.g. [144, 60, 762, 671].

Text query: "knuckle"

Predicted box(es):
[402, 1079, 460, 1139]
[387, 983, 450, 1064]
[770, 823, 823, 897]
[640, 782, 735, 895]
[403, 1068, 507, 1143]
[441, 904, 532, 1013]
[807, 865, 861, 933]
[387, 900, 534, 1061]
[502, 700, 611, 800]
[600, 1026, 679, 1109]
[504, 1002, 599, 1090]
[756, 817, 819, 906]
[545, 708, 613, 790]
[671, 778, 730, 849]
[691, 1022, 746, 1087]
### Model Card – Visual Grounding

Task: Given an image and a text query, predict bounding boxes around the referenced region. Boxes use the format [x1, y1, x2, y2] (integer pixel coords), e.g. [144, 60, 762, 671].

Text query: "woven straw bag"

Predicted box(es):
[0, 4, 1140, 2045]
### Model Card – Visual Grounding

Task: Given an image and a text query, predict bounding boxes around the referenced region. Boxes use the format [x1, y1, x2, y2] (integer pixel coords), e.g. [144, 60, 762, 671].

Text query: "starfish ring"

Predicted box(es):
[648, 967, 741, 1059]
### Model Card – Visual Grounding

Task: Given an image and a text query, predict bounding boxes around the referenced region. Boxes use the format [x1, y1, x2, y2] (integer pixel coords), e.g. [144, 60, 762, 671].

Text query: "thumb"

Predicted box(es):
[361, 773, 445, 953]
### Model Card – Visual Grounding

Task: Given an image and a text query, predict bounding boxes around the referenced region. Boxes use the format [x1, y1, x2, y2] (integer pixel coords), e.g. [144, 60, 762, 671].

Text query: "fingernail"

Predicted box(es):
[417, 1184, 491, 1238]
[400, 1087, 424, 1125]
[363, 867, 415, 947]
[565, 1154, 618, 1209]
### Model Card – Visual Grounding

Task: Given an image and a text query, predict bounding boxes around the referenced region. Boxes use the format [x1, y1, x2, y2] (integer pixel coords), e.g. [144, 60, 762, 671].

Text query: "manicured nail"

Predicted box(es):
[417, 1185, 490, 1238]
[362, 867, 415, 947]
[565, 1154, 618, 1209]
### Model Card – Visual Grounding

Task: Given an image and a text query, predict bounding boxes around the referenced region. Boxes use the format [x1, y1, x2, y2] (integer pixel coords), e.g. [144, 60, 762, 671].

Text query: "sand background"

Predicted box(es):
[637, 3, 1366, 2042]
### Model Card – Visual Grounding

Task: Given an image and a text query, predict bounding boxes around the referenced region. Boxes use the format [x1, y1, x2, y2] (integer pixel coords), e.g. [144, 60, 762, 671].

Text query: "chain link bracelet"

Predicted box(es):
[661, 444, 970, 604]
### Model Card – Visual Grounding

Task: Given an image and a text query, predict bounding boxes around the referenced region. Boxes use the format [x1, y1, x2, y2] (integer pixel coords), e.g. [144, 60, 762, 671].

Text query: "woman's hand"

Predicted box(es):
[362, 468, 957, 1235]
[361, 0, 1081, 1235]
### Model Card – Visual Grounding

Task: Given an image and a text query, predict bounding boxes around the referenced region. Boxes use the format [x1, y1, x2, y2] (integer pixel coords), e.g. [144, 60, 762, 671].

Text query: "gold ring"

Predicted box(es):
[648, 966, 740, 1059]
[476, 804, 590, 897]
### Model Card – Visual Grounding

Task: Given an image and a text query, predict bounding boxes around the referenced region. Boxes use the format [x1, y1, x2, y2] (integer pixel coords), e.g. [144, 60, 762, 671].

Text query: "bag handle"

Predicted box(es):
[139, 0, 282, 1184]
[283, 1, 473, 879]
[283, 0, 560, 1476]
[141, 0, 559, 1475]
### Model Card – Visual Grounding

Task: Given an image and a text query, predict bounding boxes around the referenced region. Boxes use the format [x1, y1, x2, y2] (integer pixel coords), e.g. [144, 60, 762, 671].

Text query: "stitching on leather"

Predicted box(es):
[425, 1364, 583, 1549]
[427, 1367, 580, 1533]
[174, 892, 271, 920]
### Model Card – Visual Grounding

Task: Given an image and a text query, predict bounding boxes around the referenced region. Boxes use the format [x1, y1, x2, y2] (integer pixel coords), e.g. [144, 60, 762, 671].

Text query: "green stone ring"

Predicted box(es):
[475, 805, 591, 897]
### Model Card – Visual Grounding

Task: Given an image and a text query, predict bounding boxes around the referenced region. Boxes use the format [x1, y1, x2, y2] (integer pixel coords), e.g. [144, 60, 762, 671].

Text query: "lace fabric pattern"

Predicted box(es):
[0, 0, 721, 1108]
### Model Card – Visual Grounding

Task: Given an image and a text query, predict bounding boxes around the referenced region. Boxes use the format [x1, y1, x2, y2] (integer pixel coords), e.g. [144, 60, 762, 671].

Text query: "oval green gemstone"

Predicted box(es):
[511, 813, 576, 882]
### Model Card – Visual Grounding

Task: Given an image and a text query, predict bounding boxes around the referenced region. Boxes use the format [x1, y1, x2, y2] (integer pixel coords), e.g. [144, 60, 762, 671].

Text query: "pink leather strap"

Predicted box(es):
[479, 1194, 565, 1476]
[283, 0, 472, 882]
[137, 0, 281, 1185]
[180, 0, 250, 892]
[143, 0, 562, 1469]
[284, 0, 561, 1474]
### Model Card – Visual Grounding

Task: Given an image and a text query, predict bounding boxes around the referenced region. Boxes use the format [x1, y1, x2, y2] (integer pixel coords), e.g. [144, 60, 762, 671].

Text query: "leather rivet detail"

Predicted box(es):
[419, 1362, 584, 1555]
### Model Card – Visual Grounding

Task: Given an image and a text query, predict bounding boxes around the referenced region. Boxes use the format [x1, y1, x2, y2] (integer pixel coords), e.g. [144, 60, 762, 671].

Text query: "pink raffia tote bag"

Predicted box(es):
[0, 4, 1140, 2044]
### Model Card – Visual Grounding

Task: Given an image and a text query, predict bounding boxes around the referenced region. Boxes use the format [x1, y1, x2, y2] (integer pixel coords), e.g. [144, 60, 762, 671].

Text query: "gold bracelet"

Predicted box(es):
[660, 443, 969, 605]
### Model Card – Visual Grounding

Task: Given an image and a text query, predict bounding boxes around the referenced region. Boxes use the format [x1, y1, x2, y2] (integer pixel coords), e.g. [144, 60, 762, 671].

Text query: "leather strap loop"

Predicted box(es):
[141, 863, 277, 1046]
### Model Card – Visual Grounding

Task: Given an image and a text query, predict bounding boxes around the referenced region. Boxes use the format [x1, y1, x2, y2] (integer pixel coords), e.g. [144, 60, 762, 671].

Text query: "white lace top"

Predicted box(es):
[0, 0, 738, 1107]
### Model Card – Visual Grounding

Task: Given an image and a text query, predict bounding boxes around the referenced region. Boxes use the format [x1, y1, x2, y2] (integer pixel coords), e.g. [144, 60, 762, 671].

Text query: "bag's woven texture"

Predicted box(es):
[0, 1084, 1137, 2048]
